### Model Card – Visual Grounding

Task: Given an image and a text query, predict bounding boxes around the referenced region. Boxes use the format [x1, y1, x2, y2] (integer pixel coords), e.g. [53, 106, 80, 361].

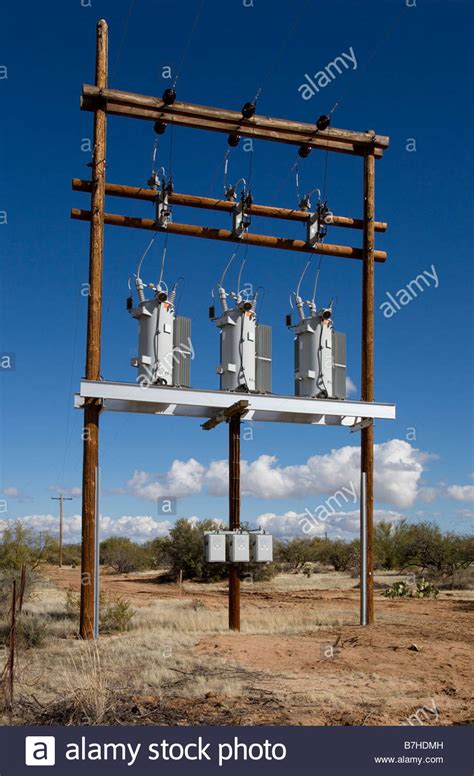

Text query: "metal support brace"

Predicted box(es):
[350, 417, 373, 433]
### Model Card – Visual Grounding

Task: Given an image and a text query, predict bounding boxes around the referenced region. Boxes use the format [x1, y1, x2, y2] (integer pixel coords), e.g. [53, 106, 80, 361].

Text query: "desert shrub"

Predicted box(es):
[64, 589, 134, 633]
[275, 538, 315, 570]
[0, 521, 54, 571]
[65, 588, 81, 618]
[100, 597, 134, 633]
[374, 520, 408, 570]
[99, 537, 153, 574]
[0, 567, 38, 609]
[43, 540, 82, 567]
[17, 613, 49, 648]
[433, 568, 474, 590]
[320, 539, 359, 572]
[0, 612, 49, 649]
[390, 522, 473, 575]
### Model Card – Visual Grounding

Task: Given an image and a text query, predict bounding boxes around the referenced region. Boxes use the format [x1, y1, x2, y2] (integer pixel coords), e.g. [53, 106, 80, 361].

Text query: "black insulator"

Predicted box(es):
[126, 296, 133, 311]
[157, 291, 168, 303]
[228, 131, 241, 147]
[162, 88, 176, 106]
[154, 120, 167, 135]
[209, 305, 216, 320]
[241, 101, 256, 119]
[285, 314, 292, 328]
[298, 144, 311, 158]
[316, 114, 331, 131]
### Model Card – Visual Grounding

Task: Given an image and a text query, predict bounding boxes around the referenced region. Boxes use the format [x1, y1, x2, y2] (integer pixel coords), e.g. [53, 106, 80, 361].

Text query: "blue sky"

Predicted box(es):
[1, 0, 473, 542]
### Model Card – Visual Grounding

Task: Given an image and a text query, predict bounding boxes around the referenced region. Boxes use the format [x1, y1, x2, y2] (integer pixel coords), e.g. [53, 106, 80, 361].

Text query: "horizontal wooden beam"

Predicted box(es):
[202, 400, 249, 431]
[72, 178, 388, 233]
[81, 86, 389, 158]
[71, 208, 387, 262]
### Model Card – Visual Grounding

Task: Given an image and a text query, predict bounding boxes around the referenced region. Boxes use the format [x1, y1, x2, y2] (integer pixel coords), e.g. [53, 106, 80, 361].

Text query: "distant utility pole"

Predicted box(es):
[51, 494, 73, 567]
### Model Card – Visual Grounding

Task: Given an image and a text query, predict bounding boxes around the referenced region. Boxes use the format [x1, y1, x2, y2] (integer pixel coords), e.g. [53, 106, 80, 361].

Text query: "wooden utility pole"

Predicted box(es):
[80, 19, 108, 640]
[51, 494, 73, 567]
[361, 149, 375, 625]
[203, 401, 247, 631]
[228, 414, 241, 632]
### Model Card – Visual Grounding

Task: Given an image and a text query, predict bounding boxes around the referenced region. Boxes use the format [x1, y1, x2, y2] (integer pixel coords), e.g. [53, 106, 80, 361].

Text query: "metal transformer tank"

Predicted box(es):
[291, 307, 346, 400]
[129, 284, 191, 388]
[211, 288, 271, 394]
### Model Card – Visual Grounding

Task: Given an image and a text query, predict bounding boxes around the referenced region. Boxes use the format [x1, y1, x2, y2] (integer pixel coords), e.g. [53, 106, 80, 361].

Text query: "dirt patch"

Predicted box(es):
[16, 565, 474, 726]
[195, 601, 474, 725]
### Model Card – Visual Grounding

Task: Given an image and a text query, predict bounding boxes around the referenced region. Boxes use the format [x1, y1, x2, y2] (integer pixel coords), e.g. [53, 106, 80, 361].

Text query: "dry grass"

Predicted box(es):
[2, 570, 472, 726]
[0, 573, 359, 726]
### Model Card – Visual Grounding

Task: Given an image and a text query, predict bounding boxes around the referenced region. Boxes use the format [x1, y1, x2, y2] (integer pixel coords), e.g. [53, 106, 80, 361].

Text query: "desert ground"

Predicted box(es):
[3, 565, 473, 726]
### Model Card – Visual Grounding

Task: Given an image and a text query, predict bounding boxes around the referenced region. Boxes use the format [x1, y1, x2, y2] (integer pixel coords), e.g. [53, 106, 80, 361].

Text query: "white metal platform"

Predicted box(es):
[75, 380, 396, 427]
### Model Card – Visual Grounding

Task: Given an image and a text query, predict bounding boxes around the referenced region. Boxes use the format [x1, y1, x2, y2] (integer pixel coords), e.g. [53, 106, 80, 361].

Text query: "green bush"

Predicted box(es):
[64, 588, 134, 633]
[100, 597, 134, 633]
[0, 567, 37, 608]
[0, 521, 54, 571]
[100, 536, 153, 574]
[43, 540, 82, 567]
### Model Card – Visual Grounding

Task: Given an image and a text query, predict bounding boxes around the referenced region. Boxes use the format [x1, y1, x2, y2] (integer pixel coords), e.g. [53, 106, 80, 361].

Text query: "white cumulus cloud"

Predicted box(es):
[128, 458, 205, 500]
[0, 514, 174, 544]
[257, 509, 405, 541]
[447, 485, 474, 502]
[128, 439, 433, 509]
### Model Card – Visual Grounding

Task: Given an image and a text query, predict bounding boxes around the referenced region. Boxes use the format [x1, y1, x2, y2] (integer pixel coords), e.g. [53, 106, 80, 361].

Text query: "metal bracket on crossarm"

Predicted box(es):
[232, 193, 252, 238]
[350, 417, 374, 433]
[155, 185, 172, 229]
[202, 399, 249, 431]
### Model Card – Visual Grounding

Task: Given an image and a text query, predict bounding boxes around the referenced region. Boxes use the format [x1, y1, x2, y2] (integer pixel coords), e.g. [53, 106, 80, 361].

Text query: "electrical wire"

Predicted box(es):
[250, 0, 313, 106]
[111, 0, 139, 80]
[136, 233, 158, 279]
[158, 233, 169, 287]
[236, 258, 246, 297]
[296, 258, 311, 299]
[218, 249, 240, 289]
[320, 5, 406, 124]
[172, 0, 207, 88]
